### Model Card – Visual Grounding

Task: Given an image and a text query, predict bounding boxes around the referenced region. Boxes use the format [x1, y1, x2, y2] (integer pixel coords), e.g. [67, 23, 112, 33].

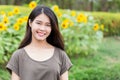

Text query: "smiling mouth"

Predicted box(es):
[37, 31, 46, 37]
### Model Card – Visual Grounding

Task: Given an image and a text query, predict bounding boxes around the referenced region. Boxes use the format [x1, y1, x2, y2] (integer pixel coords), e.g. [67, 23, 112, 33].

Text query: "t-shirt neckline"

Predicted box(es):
[22, 47, 56, 63]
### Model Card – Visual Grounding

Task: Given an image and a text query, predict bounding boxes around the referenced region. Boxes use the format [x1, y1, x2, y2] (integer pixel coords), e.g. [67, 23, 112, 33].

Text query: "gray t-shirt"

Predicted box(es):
[6, 47, 72, 80]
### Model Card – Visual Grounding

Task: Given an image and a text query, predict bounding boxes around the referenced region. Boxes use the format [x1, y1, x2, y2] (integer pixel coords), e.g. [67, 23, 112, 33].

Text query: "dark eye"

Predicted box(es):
[46, 23, 51, 27]
[47, 24, 51, 27]
[36, 22, 41, 24]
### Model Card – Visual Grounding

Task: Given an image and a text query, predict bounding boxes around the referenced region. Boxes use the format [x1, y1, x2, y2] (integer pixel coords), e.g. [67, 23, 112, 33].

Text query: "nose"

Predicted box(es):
[39, 25, 46, 30]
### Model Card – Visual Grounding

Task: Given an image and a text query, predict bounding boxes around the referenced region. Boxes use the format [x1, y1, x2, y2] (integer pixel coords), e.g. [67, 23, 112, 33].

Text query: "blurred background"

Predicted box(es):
[0, 0, 120, 80]
[1, 0, 120, 12]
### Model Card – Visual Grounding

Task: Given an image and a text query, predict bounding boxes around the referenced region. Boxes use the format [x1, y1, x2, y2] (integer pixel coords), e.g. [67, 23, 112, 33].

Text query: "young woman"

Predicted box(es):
[6, 6, 72, 80]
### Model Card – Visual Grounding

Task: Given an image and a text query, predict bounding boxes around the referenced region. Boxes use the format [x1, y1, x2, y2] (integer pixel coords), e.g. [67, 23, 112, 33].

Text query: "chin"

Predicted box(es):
[36, 37, 47, 41]
[32, 35, 48, 41]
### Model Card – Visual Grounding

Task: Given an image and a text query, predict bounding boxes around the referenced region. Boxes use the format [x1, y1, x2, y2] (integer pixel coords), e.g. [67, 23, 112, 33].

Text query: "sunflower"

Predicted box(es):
[77, 15, 83, 22]
[52, 5, 59, 12]
[29, 1, 37, 9]
[3, 16, 9, 24]
[8, 12, 14, 16]
[0, 11, 6, 15]
[77, 13, 87, 23]
[71, 11, 76, 17]
[61, 21, 69, 29]
[17, 18, 23, 25]
[0, 23, 6, 31]
[13, 23, 20, 31]
[93, 23, 99, 31]
[56, 11, 62, 17]
[13, 7, 20, 14]
[23, 16, 28, 22]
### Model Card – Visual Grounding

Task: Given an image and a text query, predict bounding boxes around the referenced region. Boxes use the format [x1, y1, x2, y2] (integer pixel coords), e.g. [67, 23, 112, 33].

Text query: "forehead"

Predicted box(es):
[34, 13, 50, 22]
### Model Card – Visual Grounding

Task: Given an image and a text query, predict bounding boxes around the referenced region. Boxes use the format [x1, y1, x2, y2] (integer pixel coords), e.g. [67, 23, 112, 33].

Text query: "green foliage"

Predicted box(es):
[52, 6, 103, 56]
[0, 67, 10, 80]
[69, 62, 120, 80]
[0, 6, 29, 63]
[69, 37, 120, 80]
[92, 12, 120, 36]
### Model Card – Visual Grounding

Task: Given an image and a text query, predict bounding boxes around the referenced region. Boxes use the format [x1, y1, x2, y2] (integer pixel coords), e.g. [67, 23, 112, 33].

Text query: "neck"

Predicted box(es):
[29, 38, 52, 49]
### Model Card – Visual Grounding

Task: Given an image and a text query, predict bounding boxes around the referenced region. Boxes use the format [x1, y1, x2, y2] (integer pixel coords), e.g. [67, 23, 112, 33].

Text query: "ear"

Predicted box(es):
[29, 19, 32, 27]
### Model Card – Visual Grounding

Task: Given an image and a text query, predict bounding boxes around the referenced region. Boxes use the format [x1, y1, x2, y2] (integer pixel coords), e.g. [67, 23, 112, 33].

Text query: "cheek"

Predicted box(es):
[31, 27, 36, 32]
[31, 27, 37, 35]
[48, 27, 52, 33]
[31, 24, 38, 31]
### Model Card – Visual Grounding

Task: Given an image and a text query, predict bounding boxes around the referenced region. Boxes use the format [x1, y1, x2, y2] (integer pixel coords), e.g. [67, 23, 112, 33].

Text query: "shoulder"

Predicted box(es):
[55, 47, 68, 58]
[11, 48, 24, 58]
[55, 47, 66, 54]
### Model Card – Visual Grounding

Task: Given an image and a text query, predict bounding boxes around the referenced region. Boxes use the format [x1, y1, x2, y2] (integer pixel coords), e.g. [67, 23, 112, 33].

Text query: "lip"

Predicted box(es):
[37, 31, 46, 37]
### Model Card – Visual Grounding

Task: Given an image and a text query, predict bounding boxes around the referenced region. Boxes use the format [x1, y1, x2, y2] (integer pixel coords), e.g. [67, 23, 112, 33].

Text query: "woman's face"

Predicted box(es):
[30, 13, 51, 42]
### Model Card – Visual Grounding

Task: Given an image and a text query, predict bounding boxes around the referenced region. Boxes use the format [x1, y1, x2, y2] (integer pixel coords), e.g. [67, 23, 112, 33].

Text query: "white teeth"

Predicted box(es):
[37, 31, 46, 36]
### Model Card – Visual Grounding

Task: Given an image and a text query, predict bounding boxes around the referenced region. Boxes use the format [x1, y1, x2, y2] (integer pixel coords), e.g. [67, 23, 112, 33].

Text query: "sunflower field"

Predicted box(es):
[0, 1, 104, 64]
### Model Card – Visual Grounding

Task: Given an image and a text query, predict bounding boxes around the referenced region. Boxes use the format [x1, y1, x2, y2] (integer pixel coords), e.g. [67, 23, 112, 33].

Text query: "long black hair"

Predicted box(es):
[18, 6, 64, 50]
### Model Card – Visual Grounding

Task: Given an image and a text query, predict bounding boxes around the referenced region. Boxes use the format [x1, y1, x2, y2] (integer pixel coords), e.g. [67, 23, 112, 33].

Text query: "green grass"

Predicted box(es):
[71, 37, 120, 67]
[0, 67, 10, 80]
[0, 37, 120, 80]
[69, 37, 120, 80]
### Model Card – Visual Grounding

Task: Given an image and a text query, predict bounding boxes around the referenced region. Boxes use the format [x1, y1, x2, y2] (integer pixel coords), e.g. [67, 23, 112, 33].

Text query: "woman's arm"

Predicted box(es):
[11, 71, 20, 80]
[60, 71, 68, 80]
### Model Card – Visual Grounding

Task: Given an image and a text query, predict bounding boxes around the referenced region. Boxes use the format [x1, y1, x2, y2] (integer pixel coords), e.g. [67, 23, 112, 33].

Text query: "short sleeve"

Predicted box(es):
[6, 50, 19, 76]
[60, 50, 73, 75]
